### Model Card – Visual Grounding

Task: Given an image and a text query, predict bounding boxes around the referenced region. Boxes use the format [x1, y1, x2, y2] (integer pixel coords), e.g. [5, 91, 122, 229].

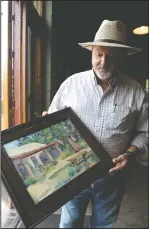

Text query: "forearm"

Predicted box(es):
[124, 145, 140, 158]
[130, 132, 148, 154]
[125, 132, 148, 158]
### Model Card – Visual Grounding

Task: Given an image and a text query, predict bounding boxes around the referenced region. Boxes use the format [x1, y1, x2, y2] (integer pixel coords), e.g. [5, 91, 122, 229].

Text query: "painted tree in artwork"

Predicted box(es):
[17, 129, 53, 146]
[64, 119, 81, 142]
[17, 119, 82, 147]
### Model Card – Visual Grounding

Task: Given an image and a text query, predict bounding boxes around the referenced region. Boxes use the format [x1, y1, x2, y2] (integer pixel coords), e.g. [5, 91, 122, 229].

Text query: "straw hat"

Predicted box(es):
[78, 20, 141, 55]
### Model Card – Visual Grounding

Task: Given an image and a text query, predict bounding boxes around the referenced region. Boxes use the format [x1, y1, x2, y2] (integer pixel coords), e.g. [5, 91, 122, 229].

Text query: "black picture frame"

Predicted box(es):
[1, 107, 114, 228]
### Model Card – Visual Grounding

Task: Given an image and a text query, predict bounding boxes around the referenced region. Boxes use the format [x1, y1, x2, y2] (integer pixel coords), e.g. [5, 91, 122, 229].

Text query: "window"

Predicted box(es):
[1, 1, 45, 129]
[1, 1, 46, 212]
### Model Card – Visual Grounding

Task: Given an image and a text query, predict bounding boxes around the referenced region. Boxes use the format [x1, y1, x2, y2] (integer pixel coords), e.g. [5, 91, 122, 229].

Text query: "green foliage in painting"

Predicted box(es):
[77, 140, 88, 149]
[67, 166, 77, 177]
[24, 176, 41, 187]
[17, 119, 83, 148]
[60, 148, 74, 159]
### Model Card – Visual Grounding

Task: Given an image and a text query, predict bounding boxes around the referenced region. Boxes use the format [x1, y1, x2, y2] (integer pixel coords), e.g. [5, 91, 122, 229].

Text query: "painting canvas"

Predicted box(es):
[1, 108, 113, 228]
[3, 118, 100, 204]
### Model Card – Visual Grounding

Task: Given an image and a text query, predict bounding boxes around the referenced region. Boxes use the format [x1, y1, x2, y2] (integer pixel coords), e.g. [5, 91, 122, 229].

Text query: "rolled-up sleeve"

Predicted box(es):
[131, 90, 148, 156]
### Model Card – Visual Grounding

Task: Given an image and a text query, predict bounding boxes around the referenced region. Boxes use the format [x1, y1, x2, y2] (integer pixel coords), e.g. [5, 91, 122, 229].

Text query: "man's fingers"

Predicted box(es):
[42, 111, 48, 117]
[109, 160, 127, 175]
[109, 154, 128, 176]
[109, 163, 121, 173]
[112, 155, 125, 163]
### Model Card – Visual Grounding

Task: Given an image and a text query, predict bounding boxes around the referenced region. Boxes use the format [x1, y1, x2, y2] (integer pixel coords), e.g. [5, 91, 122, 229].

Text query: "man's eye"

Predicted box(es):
[97, 53, 102, 57]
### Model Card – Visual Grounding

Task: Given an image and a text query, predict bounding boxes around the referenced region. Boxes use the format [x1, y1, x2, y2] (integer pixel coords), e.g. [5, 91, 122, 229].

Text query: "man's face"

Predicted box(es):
[92, 46, 126, 81]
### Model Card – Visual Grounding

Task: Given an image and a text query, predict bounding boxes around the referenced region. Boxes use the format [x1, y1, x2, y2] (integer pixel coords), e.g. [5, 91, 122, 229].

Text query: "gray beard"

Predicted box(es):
[95, 70, 113, 80]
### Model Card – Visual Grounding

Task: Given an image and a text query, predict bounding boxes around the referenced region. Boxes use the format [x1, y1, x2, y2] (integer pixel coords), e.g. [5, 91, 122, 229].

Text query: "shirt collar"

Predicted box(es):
[91, 69, 118, 89]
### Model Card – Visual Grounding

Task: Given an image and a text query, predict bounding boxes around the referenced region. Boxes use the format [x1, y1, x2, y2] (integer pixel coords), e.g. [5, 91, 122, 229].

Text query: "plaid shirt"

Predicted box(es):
[48, 69, 148, 157]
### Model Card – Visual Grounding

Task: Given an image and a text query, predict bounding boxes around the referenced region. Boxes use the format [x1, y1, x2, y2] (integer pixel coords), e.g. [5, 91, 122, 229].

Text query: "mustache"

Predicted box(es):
[97, 66, 113, 71]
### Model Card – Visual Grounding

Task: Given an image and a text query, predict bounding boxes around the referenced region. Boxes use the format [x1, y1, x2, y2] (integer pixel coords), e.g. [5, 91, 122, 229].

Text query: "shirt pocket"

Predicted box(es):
[105, 105, 136, 132]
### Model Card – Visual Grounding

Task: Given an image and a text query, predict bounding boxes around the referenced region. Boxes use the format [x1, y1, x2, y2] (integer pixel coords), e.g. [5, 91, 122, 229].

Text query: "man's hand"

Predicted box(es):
[42, 111, 48, 116]
[109, 153, 129, 176]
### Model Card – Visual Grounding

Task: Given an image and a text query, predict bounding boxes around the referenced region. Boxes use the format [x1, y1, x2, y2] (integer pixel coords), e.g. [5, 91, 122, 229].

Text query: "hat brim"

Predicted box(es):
[78, 41, 142, 55]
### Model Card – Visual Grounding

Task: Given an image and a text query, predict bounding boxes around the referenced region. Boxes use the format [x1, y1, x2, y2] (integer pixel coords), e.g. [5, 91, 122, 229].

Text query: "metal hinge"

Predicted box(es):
[9, 49, 15, 59]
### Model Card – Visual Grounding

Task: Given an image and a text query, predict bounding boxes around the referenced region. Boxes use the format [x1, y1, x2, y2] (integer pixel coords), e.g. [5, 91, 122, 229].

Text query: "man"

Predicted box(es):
[43, 20, 148, 228]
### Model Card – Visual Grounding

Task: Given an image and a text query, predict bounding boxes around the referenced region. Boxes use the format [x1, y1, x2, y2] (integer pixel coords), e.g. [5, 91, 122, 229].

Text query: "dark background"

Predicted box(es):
[50, 1, 148, 96]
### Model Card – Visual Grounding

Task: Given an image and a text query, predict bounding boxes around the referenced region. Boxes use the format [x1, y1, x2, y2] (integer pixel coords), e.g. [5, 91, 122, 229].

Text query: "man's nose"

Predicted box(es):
[100, 55, 107, 67]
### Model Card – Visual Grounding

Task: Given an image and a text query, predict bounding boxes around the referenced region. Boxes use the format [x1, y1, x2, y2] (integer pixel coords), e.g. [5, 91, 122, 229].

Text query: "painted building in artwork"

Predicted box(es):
[6, 137, 80, 180]
[7, 141, 64, 180]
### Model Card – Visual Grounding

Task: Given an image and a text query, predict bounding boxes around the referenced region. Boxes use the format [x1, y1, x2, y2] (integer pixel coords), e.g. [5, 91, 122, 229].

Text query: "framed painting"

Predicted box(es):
[1, 107, 114, 228]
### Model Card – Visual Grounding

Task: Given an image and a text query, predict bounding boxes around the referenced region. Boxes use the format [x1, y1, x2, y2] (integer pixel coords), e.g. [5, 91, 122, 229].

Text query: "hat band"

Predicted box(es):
[95, 39, 126, 45]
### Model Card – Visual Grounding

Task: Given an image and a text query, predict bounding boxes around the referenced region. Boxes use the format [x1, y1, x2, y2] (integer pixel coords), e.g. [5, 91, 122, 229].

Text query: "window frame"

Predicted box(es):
[2, 1, 45, 127]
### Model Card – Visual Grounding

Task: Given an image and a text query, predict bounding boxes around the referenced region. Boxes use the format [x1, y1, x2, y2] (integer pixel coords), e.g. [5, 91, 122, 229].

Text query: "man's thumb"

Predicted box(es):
[112, 157, 120, 163]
